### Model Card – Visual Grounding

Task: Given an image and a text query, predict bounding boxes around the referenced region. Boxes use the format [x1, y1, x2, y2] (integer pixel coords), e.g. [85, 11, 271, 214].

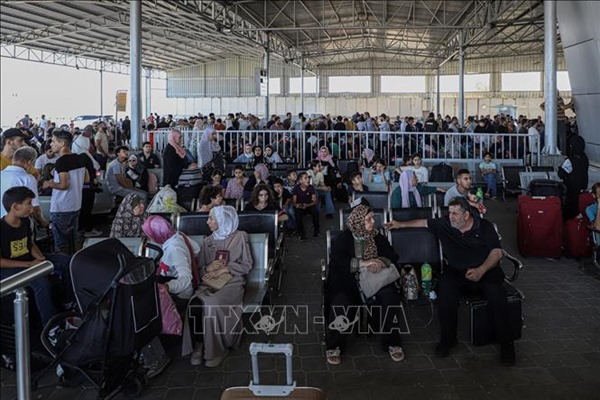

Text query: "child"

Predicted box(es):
[284, 168, 298, 194]
[292, 172, 320, 240]
[368, 159, 390, 185]
[224, 165, 247, 200]
[347, 171, 369, 198]
[0, 186, 70, 324]
[479, 152, 498, 199]
[308, 160, 335, 218]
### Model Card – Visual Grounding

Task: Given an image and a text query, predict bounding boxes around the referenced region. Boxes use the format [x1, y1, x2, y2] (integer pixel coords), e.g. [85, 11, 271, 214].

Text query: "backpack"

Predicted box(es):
[400, 265, 419, 301]
[430, 163, 453, 182]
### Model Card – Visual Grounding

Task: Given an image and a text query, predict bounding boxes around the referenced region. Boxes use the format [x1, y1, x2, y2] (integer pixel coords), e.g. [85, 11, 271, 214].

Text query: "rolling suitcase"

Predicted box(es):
[220, 343, 326, 400]
[517, 195, 562, 257]
[527, 179, 565, 202]
[470, 288, 523, 346]
[564, 217, 592, 258]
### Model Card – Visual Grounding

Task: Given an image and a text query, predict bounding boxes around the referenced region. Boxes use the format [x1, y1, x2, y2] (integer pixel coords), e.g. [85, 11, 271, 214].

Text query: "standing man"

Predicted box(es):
[385, 196, 515, 366]
[122, 116, 131, 144]
[42, 131, 88, 254]
[94, 122, 109, 171]
[540, 91, 574, 155]
[38, 114, 48, 138]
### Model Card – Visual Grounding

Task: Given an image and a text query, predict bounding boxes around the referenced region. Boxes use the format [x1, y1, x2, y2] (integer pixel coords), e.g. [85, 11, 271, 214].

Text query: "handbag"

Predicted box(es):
[202, 272, 233, 291]
[158, 283, 182, 335]
[400, 265, 419, 301]
[358, 264, 400, 299]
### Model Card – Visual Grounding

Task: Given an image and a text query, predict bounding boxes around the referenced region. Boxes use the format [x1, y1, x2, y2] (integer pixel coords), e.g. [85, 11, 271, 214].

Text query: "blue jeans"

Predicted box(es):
[316, 190, 335, 215]
[1, 266, 58, 325]
[51, 211, 80, 253]
[484, 174, 497, 197]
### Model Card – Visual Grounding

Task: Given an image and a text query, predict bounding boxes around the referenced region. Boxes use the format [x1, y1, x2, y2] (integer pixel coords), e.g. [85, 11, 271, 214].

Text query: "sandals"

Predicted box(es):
[389, 346, 405, 362]
[325, 348, 341, 366]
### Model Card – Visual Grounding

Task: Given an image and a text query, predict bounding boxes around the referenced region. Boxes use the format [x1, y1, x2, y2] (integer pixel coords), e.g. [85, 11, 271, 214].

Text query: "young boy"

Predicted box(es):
[292, 172, 320, 240]
[273, 177, 295, 231]
[347, 171, 370, 198]
[479, 152, 498, 199]
[0, 186, 70, 324]
[284, 168, 298, 194]
[307, 160, 335, 218]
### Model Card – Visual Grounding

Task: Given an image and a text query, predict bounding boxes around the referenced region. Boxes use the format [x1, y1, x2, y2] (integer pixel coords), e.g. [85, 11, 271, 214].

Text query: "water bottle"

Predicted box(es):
[421, 262, 432, 297]
[476, 187, 484, 200]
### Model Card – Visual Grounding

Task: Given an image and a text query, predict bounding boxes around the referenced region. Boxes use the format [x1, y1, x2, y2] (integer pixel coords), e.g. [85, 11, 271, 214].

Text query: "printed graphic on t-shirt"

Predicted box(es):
[10, 237, 28, 258]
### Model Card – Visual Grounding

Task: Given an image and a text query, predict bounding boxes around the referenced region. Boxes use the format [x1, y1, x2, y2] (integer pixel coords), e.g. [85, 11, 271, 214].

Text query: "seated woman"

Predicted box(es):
[110, 193, 147, 237]
[225, 165, 248, 201]
[360, 148, 376, 172]
[245, 183, 288, 223]
[196, 185, 224, 212]
[233, 143, 254, 164]
[125, 154, 149, 193]
[391, 170, 442, 209]
[250, 145, 268, 168]
[325, 204, 404, 365]
[209, 169, 226, 194]
[243, 164, 273, 199]
[142, 215, 199, 300]
[367, 159, 390, 186]
[183, 206, 253, 367]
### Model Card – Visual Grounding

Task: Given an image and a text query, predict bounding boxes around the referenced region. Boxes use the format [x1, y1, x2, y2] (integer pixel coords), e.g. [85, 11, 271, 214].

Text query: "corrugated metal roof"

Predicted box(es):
[1, 0, 550, 73]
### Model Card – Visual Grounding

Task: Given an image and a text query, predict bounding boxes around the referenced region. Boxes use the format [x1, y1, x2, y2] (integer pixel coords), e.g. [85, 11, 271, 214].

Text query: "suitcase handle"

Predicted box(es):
[249, 342, 296, 396]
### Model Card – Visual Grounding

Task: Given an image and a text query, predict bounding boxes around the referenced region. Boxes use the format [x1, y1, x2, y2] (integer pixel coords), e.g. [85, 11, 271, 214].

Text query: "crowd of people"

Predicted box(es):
[0, 105, 593, 380]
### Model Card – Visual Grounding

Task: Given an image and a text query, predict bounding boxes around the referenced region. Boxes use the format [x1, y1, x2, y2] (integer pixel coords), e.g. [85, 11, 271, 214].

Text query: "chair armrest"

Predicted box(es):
[502, 249, 523, 283]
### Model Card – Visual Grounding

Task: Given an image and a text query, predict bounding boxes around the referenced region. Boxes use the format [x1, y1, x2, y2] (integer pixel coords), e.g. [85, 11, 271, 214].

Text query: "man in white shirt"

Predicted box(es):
[0, 146, 48, 227]
[42, 131, 88, 253]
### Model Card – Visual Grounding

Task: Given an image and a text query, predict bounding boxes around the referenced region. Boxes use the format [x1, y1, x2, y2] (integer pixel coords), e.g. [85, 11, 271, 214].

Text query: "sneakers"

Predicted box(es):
[205, 350, 229, 368]
[434, 339, 458, 358]
[325, 348, 341, 366]
[145, 355, 170, 379]
[388, 346, 405, 362]
[84, 229, 102, 238]
[190, 343, 203, 366]
[500, 342, 516, 366]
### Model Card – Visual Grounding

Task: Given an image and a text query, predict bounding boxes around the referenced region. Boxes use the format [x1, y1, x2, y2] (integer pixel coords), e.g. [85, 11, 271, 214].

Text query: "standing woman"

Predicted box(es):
[162, 129, 190, 188]
[182, 206, 253, 367]
[558, 135, 589, 219]
[199, 127, 225, 181]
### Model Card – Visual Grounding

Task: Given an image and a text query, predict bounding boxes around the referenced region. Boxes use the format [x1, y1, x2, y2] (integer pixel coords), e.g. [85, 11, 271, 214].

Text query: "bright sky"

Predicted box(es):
[0, 57, 171, 128]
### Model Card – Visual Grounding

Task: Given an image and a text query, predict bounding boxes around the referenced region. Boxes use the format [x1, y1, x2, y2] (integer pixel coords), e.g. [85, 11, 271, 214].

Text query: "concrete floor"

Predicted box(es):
[2, 197, 600, 400]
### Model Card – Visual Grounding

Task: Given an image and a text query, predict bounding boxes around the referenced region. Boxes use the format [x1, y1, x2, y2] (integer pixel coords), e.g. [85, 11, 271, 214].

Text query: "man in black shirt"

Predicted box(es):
[424, 112, 439, 133]
[385, 196, 515, 366]
[137, 141, 161, 169]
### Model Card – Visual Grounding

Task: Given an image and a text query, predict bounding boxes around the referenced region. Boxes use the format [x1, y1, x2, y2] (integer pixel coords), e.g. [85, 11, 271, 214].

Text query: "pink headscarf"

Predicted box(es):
[142, 215, 175, 244]
[254, 163, 270, 182]
[399, 170, 422, 208]
[168, 130, 186, 158]
[317, 146, 333, 163]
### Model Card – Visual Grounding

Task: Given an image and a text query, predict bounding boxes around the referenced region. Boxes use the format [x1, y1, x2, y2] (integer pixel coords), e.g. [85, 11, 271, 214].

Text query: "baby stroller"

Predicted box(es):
[35, 238, 163, 399]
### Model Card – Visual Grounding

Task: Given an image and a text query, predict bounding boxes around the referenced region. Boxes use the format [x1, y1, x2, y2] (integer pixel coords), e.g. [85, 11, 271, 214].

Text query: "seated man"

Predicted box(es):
[385, 196, 515, 366]
[1, 187, 72, 325]
[137, 141, 161, 169]
[106, 145, 148, 204]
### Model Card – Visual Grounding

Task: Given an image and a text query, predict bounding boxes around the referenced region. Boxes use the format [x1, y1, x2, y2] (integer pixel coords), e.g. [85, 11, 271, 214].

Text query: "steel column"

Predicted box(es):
[301, 56, 305, 117]
[263, 37, 270, 119]
[458, 47, 465, 126]
[130, 0, 142, 149]
[14, 289, 30, 400]
[145, 68, 152, 119]
[436, 68, 441, 117]
[543, 0, 559, 155]
[99, 61, 104, 118]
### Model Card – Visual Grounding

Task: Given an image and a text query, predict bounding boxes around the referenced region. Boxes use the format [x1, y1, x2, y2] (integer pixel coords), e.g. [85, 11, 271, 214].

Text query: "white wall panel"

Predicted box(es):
[466, 99, 479, 118]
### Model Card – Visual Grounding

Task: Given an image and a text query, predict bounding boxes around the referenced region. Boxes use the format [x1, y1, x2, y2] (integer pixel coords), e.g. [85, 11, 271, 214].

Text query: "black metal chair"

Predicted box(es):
[352, 191, 390, 210]
[501, 165, 527, 197]
[175, 212, 211, 236]
[389, 207, 435, 222]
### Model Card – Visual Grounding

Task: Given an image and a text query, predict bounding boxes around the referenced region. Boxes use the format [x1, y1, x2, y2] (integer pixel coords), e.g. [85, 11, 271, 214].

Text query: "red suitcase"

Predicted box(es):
[578, 192, 594, 215]
[564, 216, 592, 258]
[517, 195, 563, 257]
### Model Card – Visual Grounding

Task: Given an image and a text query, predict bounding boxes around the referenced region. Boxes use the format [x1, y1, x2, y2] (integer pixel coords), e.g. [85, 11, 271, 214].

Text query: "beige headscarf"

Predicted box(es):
[347, 204, 378, 260]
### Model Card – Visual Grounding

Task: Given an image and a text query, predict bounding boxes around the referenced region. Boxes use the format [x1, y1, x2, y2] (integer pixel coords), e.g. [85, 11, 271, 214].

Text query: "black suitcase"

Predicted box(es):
[470, 288, 523, 346]
[527, 179, 565, 199]
[430, 162, 454, 182]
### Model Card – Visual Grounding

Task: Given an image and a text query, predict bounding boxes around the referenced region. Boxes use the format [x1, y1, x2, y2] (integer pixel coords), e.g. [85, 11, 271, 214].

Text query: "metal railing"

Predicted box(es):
[144, 128, 540, 168]
[0, 261, 54, 400]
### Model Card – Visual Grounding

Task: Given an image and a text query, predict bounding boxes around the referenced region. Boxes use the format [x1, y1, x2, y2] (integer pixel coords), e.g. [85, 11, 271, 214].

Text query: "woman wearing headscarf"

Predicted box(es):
[361, 148, 376, 171]
[390, 170, 423, 209]
[125, 154, 149, 192]
[182, 206, 253, 367]
[199, 127, 225, 181]
[162, 129, 190, 188]
[559, 135, 589, 219]
[110, 193, 147, 238]
[142, 215, 200, 300]
[243, 163, 273, 199]
[233, 143, 254, 164]
[249, 145, 268, 168]
[325, 204, 404, 366]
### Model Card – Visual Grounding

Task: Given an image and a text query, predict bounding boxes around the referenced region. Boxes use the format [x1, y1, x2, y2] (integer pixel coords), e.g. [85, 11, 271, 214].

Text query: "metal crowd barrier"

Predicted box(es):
[0, 261, 54, 400]
[144, 128, 540, 167]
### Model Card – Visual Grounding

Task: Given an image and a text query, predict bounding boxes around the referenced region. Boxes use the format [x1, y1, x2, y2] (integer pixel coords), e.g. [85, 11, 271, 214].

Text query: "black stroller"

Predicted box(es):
[35, 238, 163, 399]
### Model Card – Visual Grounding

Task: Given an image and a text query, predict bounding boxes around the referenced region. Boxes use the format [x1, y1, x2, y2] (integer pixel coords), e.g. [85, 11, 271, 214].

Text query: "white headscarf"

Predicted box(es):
[72, 135, 101, 171]
[211, 205, 239, 240]
[198, 127, 221, 167]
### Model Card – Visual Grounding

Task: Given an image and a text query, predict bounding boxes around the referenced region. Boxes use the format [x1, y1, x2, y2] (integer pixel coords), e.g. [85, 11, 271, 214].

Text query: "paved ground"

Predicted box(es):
[2, 197, 600, 399]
